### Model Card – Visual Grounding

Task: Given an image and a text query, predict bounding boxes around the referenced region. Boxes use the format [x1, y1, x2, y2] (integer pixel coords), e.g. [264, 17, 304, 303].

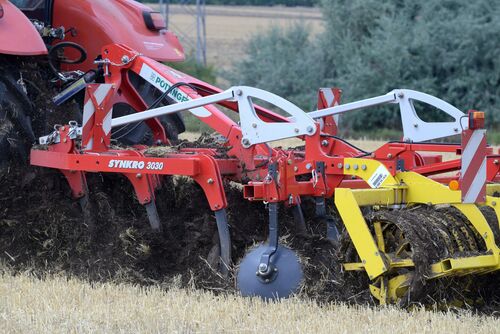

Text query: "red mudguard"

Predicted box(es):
[0, 0, 47, 56]
[52, 0, 185, 72]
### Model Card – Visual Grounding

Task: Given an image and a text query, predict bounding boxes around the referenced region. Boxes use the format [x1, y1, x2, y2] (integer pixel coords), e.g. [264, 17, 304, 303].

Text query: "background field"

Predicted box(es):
[2, 272, 499, 334]
[151, 4, 324, 69]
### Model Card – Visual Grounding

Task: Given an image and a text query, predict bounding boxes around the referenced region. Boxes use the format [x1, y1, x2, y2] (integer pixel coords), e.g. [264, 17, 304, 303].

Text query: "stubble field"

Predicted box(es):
[1, 272, 499, 334]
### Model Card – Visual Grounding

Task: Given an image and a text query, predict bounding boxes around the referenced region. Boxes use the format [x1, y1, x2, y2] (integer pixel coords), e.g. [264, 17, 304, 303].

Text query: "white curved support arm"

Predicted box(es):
[308, 89, 469, 142]
[233, 86, 316, 147]
[111, 86, 317, 147]
[394, 89, 466, 142]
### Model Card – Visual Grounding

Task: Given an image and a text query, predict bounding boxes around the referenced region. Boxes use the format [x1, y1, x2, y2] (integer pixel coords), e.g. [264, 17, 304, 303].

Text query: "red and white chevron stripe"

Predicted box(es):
[82, 84, 114, 150]
[317, 88, 342, 135]
[460, 128, 487, 203]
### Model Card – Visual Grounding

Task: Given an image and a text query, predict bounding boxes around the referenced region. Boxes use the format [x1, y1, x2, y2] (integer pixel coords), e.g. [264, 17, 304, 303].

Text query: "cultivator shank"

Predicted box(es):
[31, 44, 500, 305]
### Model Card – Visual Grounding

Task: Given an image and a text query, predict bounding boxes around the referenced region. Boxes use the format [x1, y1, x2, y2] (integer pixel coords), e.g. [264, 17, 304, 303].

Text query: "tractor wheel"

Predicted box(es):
[0, 62, 35, 167]
[111, 104, 181, 146]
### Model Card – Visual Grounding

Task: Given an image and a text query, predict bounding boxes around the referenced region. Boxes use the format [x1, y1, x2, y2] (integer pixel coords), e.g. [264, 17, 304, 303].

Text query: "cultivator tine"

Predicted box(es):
[291, 204, 308, 236]
[78, 194, 89, 212]
[214, 209, 231, 277]
[313, 197, 340, 244]
[145, 201, 161, 232]
[315, 197, 327, 217]
[263, 203, 279, 266]
[325, 216, 340, 245]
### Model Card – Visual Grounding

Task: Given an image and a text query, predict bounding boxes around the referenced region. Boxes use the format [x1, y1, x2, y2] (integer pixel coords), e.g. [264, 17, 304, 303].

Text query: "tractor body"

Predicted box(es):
[0, 0, 186, 166]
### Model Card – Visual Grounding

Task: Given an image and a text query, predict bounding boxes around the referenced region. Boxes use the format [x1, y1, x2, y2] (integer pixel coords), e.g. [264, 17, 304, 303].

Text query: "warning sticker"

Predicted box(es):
[367, 165, 390, 189]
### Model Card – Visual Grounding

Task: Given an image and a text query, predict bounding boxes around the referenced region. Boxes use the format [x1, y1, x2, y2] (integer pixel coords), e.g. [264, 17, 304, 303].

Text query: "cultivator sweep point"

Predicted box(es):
[30, 44, 500, 305]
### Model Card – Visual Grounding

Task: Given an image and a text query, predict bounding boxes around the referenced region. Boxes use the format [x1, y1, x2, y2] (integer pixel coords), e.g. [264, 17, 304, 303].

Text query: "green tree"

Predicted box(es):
[321, 0, 500, 130]
[226, 24, 326, 110]
[229, 0, 500, 134]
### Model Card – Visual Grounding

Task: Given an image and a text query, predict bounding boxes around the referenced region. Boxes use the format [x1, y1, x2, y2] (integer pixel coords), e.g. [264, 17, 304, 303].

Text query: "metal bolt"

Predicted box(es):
[274, 268, 278, 272]
[294, 166, 298, 172]
[387, 153, 393, 159]
[345, 163, 350, 170]
[235, 89, 243, 96]
[242, 138, 250, 146]
[136, 173, 142, 179]
[321, 140, 329, 147]
[61, 126, 65, 131]
[63, 138, 67, 143]
[492, 201, 496, 206]
[121, 55, 130, 64]
[207, 178, 214, 184]
[287, 159, 293, 165]
[252, 123, 257, 128]
[454, 128, 459, 132]
[494, 159, 499, 165]
[306, 163, 312, 170]
[413, 123, 418, 128]
[353, 164, 359, 170]
[361, 164, 367, 171]
[375, 252, 379, 256]
[397, 92, 404, 98]
[294, 128, 299, 133]
[483, 232, 488, 238]
[258, 263, 268, 272]
[337, 163, 343, 169]
[306, 126, 314, 133]
[265, 279, 270, 283]
[362, 259, 366, 264]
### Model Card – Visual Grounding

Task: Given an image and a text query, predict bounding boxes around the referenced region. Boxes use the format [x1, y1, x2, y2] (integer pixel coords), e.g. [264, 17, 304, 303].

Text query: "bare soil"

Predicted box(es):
[0, 162, 359, 302]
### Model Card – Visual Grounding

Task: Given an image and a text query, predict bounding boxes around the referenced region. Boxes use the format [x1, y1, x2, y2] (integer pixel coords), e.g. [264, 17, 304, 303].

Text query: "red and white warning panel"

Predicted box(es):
[82, 84, 115, 152]
[460, 111, 487, 203]
[317, 88, 342, 135]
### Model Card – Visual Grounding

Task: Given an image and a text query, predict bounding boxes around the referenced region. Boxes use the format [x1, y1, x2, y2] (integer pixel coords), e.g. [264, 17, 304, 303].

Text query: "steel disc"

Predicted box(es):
[237, 243, 303, 299]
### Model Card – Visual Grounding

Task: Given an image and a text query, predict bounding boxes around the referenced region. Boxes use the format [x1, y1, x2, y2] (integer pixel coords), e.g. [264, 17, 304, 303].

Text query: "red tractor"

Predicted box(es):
[0, 0, 186, 166]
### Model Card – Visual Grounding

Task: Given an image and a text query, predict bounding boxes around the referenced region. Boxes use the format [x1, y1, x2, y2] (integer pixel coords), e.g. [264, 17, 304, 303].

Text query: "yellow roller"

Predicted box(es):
[335, 159, 500, 305]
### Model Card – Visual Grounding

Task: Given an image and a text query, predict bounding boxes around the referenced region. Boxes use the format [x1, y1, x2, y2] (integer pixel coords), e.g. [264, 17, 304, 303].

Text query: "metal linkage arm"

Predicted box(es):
[309, 91, 397, 118]
[112, 89, 235, 128]
[112, 86, 317, 147]
[308, 89, 468, 142]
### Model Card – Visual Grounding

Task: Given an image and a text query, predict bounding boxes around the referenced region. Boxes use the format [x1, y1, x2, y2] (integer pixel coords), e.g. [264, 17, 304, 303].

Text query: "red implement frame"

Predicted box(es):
[31, 44, 500, 215]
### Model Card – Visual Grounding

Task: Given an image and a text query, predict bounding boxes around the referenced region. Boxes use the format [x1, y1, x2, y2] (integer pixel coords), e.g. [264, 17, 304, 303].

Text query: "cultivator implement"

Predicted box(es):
[30, 44, 500, 305]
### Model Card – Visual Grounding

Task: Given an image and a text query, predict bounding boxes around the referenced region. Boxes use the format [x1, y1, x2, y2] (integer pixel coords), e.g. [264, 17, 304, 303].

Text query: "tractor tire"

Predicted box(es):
[0, 62, 35, 167]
